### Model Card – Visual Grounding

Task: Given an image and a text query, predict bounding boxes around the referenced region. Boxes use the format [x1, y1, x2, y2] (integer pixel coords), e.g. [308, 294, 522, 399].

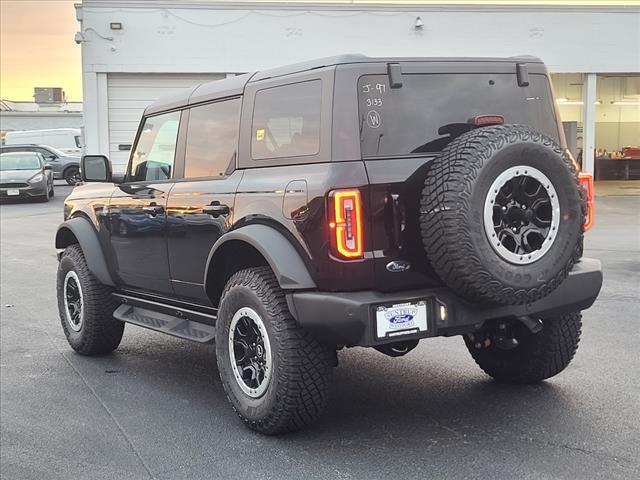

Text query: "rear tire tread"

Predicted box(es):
[217, 266, 334, 435]
[465, 312, 582, 384]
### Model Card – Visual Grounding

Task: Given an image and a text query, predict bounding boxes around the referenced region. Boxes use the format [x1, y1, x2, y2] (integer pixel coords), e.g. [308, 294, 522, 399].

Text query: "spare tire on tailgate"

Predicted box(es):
[420, 124, 584, 305]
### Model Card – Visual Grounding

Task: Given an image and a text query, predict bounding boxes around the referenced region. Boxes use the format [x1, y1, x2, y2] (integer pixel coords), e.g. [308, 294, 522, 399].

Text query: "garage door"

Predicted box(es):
[107, 73, 225, 171]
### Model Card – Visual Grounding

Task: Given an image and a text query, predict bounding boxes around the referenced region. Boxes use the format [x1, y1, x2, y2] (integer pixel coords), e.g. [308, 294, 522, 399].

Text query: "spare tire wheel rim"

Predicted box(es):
[484, 165, 560, 265]
[63, 270, 84, 332]
[228, 307, 272, 398]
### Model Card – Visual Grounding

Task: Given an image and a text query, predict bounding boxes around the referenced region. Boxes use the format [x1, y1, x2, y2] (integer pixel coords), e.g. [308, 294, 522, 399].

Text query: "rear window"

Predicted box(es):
[358, 73, 559, 157]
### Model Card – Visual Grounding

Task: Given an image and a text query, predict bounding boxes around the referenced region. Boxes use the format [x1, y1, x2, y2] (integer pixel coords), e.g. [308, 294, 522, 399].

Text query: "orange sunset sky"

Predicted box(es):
[1, 0, 638, 103]
[1, 0, 81, 102]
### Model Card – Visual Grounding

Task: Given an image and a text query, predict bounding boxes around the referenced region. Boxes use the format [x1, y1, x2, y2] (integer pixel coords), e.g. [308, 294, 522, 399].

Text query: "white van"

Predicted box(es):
[4, 128, 82, 155]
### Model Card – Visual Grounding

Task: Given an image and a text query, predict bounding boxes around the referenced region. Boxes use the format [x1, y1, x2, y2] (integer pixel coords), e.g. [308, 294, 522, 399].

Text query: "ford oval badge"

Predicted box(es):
[386, 260, 411, 273]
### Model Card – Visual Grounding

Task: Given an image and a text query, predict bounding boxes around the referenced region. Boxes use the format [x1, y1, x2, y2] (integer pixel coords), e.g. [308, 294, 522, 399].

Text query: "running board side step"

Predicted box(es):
[112, 294, 216, 344]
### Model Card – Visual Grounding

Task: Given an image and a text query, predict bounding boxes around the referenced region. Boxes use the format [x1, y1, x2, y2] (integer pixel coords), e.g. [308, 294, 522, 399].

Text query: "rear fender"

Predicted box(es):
[204, 224, 316, 292]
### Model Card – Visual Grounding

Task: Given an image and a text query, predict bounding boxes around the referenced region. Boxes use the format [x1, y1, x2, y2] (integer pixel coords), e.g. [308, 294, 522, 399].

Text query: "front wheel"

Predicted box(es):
[64, 166, 81, 185]
[464, 312, 582, 384]
[216, 266, 335, 434]
[38, 188, 50, 202]
[57, 244, 124, 355]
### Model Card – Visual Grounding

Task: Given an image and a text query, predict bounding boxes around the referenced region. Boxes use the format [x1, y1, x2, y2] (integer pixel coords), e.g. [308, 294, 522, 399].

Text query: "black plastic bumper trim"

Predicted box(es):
[287, 257, 603, 347]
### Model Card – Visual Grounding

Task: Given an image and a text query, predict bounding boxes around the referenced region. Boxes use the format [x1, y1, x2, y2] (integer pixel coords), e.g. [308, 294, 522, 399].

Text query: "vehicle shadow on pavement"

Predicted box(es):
[81, 331, 574, 442]
[55, 331, 639, 479]
[312, 348, 573, 441]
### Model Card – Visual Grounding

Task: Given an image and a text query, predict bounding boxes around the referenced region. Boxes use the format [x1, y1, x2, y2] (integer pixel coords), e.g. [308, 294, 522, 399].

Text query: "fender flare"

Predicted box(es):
[205, 224, 316, 291]
[55, 217, 115, 286]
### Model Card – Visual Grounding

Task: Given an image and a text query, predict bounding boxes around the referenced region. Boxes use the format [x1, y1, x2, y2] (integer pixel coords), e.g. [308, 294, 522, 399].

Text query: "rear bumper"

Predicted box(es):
[287, 258, 603, 347]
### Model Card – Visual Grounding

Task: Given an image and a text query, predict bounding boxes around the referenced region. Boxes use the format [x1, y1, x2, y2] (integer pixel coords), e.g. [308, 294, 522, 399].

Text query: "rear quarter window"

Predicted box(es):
[251, 80, 322, 160]
[358, 73, 559, 157]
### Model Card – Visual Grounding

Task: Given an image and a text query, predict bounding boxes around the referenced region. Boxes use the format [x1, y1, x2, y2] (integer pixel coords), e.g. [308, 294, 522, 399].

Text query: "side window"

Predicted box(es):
[129, 110, 180, 182]
[184, 98, 241, 178]
[35, 148, 55, 159]
[251, 80, 322, 160]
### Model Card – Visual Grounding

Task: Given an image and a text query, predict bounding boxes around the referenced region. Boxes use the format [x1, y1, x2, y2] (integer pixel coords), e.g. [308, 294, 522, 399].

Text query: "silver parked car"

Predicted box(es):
[0, 152, 54, 202]
[0, 144, 80, 185]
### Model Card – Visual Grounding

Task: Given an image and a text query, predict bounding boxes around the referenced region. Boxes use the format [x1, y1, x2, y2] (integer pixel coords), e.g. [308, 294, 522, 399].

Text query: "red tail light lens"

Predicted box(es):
[328, 189, 363, 259]
[579, 173, 594, 231]
[470, 115, 504, 126]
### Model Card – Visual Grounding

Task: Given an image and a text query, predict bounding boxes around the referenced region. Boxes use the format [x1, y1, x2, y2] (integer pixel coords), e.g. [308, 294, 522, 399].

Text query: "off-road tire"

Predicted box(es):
[464, 312, 582, 384]
[420, 124, 584, 305]
[216, 266, 335, 435]
[57, 244, 124, 355]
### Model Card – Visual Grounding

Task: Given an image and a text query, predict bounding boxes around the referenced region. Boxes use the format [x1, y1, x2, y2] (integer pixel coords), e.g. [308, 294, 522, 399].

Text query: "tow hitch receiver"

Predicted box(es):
[374, 339, 420, 357]
[468, 316, 543, 351]
[516, 315, 543, 334]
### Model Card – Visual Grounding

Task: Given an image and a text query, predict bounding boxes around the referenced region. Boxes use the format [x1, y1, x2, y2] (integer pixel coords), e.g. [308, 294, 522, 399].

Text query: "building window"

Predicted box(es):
[251, 80, 322, 160]
[184, 98, 241, 178]
[553, 73, 640, 180]
[129, 111, 180, 182]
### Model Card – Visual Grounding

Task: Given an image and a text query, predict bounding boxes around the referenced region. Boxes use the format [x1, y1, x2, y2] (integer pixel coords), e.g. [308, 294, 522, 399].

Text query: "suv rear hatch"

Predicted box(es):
[359, 65, 563, 292]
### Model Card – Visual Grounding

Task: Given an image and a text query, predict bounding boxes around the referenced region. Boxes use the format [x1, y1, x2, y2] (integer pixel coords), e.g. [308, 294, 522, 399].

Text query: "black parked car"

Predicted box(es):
[0, 144, 80, 185]
[1, 151, 54, 201]
[55, 55, 602, 434]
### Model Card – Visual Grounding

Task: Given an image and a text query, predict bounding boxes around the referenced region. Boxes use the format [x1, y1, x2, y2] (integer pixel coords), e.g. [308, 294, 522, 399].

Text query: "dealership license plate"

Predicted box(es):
[7, 189, 19, 196]
[376, 301, 428, 338]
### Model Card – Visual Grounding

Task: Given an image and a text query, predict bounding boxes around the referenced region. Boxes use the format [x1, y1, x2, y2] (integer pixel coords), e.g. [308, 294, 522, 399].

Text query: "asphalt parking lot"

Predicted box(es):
[1, 182, 639, 480]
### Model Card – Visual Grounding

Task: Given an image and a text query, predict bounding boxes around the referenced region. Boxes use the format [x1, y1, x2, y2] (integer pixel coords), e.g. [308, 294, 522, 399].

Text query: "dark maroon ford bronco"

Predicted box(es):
[55, 55, 602, 434]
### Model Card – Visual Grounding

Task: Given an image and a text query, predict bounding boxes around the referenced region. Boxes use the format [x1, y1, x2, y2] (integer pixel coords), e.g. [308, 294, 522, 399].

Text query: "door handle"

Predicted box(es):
[142, 205, 164, 215]
[202, 203, 230, 217]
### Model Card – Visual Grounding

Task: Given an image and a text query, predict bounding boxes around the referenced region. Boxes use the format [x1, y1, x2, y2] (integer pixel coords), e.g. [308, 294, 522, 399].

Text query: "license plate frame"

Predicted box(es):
[375, 300, 428, 339]
[7, 189, 20, 196]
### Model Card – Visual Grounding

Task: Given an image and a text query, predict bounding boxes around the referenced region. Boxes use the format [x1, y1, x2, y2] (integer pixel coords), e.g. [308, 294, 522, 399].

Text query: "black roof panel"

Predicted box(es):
[144, 54, 543, 114]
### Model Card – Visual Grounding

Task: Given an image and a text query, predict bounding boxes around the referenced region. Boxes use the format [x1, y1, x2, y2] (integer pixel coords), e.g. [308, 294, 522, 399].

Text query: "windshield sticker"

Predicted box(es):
[256, 129, 265, 141]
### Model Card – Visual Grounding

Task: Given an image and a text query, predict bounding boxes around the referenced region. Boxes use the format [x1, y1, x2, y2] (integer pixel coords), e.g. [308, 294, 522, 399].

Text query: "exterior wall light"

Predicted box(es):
[415, 16, 424, 29]
[556, 99, 602, 105]
[110, 22, 123, 30]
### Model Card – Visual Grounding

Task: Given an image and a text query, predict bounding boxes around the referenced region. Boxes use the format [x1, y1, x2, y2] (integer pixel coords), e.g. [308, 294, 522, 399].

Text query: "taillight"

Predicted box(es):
[328, 189, 363, 259]
[469, 115, 504, 126]
[579, 173, 594, 231]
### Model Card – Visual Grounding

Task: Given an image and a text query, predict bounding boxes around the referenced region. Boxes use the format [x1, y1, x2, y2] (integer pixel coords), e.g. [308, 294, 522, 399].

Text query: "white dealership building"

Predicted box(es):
[76, 1, 640, 177]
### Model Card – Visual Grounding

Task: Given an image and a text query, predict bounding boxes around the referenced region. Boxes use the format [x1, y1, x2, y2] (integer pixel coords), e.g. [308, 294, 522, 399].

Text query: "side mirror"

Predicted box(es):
[44, 165, 53, 171]
[81, 155, 112, 182]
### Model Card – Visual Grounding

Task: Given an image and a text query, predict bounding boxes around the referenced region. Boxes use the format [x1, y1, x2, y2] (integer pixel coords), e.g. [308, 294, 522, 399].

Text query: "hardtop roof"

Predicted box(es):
[144, 54, 542, 115]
